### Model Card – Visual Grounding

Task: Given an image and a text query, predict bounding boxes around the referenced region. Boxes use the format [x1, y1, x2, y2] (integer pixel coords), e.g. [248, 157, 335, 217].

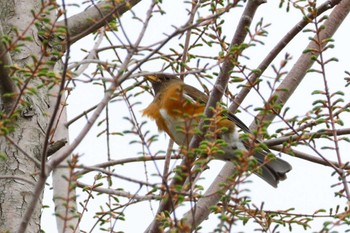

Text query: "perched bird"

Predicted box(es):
[142, 73, 292, 187]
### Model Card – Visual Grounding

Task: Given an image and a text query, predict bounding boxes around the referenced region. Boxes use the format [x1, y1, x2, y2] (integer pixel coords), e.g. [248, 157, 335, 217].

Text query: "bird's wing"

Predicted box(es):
[226, 113, 250, 133]
[183, 84, 209, 104]
[183, 84, 251, 133]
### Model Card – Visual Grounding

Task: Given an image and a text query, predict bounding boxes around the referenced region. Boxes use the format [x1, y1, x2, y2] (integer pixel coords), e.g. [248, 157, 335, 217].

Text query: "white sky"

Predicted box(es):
[41, 0, 350, 232]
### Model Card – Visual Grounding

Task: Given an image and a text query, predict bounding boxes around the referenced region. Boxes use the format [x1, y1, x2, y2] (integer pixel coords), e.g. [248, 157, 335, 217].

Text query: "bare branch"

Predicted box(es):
[271, 145, 350, 169]
[77, 181, 158, 201]
[264, 128, 350, 147]
[74, 155, 180, 176]
[79, 165, 159, 187]
[69, 28, 105, 77]
[58, 0, 141, 45]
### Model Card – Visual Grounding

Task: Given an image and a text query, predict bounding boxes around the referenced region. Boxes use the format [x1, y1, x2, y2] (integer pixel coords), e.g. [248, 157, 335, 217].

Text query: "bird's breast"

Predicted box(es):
[159, 108, 197, 146]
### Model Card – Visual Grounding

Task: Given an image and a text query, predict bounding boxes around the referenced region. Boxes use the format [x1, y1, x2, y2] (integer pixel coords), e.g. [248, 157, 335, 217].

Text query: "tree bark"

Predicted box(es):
[0, 1, 53, 232]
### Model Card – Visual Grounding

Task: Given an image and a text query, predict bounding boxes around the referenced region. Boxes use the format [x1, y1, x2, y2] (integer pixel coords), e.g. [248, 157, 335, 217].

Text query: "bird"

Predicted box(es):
[142, 73, 292, 187]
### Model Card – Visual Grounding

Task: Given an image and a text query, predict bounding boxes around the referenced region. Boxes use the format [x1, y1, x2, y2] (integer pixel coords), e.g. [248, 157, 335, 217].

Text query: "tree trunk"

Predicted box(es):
[0, 1, 54, 232]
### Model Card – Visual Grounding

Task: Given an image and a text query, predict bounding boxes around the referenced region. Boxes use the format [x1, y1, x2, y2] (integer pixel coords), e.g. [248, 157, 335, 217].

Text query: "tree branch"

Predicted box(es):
[58, 0, 141, 45]
[77, 181, 158, 201]
[73, 154, 180, 176]
[264, 128, 350, 148]
[271, 145, 350, 169]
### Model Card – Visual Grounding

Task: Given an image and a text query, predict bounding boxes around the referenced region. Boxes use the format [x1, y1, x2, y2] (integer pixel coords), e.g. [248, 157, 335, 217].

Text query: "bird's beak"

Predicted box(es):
[144, 75, 159, 83]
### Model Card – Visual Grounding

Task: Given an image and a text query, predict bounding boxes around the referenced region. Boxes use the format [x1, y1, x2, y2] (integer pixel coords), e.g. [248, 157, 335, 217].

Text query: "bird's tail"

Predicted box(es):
[253, 151, 292, 188]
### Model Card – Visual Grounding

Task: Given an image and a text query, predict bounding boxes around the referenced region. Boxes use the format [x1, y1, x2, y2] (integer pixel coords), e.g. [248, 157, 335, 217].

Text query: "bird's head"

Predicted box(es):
[144, 73, 180, 95]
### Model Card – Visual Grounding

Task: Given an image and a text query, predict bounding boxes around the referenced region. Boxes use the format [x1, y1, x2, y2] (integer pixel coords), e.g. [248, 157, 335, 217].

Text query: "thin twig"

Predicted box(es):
[79, 164, 160, 190]
[76, 181, 158, 201]
[313, 9, 350, 199]
[271, 145, 350, 169]
[74, 155, 181, 176]
[264, 128, 350, 147]
[292, 102, 350, 134]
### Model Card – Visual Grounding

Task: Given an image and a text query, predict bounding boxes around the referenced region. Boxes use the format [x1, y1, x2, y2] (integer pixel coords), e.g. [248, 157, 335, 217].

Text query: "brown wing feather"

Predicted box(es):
[183, 84, 209, 104]
[183, 84, 250, 133]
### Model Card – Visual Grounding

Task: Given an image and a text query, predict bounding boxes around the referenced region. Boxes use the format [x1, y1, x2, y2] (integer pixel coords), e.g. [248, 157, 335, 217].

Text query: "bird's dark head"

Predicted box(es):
[144, 73, 180, 95]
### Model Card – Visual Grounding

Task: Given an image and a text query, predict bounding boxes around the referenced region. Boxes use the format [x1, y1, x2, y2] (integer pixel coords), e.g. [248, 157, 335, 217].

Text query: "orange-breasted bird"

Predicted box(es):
[142, 73, 292, 187]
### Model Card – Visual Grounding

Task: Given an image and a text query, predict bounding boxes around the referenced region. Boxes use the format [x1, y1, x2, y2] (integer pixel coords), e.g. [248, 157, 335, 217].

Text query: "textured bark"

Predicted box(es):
[0, 1, 52, 232]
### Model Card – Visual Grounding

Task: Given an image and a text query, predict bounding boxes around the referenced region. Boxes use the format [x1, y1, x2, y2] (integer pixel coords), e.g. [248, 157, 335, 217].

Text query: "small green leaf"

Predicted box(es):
[0, 151, 8, 161]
